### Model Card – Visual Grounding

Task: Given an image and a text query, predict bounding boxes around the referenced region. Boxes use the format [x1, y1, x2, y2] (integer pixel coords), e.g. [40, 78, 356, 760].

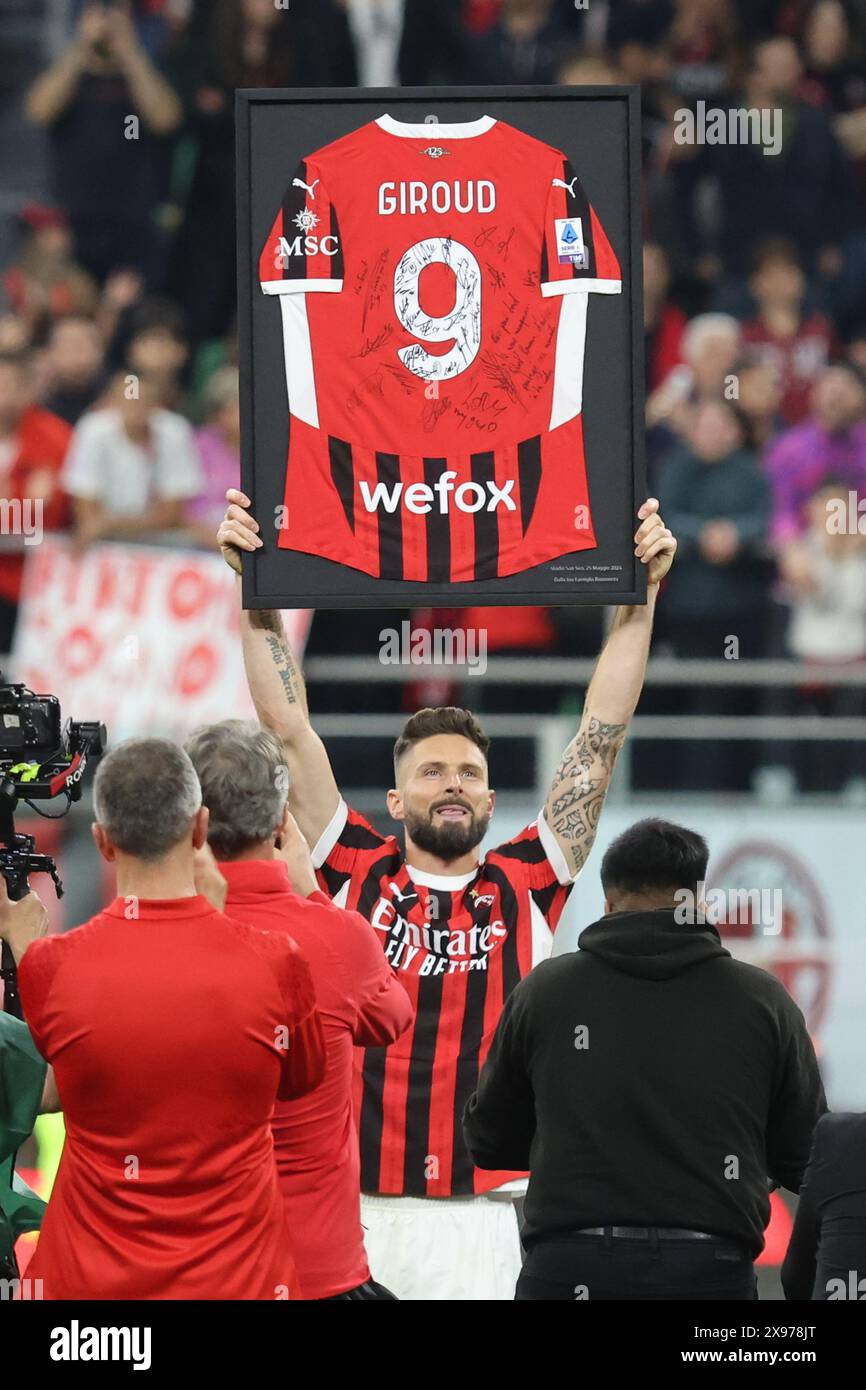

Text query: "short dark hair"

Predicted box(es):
[93, 738, 202, 860]
[750, 236, 801, 275]
[393, 706, 490, 776]
[600, 818, 709, 898]
[128, 297, 189, 344]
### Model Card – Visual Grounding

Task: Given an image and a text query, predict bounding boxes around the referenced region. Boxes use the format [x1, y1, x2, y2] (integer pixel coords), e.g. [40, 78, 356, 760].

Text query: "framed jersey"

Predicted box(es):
[237, 86, 646, 609]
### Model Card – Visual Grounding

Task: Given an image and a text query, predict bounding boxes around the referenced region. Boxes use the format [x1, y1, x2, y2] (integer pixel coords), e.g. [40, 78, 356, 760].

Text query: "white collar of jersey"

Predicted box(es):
[406, 864, 479, 891]
[376, 114, 496, 139]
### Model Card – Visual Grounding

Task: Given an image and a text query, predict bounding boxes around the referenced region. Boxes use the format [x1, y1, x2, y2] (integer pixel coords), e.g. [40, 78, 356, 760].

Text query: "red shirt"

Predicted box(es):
[741, 312, 841, 426]
[647, 302, 687, 391]
[259, 115, 621, 583]
[314, 801, 575, 1197]
[220, 859, 414, 1299]
[0, 405, 71, 604]
[18, 894, 325, 1300]
[463, 605, 556, 652]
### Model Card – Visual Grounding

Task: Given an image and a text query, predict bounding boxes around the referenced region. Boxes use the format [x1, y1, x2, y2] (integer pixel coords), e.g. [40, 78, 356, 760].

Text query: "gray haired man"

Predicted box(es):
[186, 719, 414, 1300]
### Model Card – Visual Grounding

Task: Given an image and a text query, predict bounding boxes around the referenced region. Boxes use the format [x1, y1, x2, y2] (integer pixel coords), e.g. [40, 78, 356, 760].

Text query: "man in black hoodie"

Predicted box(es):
[464, 818, 826, 1300]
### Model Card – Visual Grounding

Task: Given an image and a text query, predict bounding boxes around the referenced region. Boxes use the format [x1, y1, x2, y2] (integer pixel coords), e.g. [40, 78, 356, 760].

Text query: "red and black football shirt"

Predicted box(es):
[311, 799, 577, 1197]
[259, 114, 621, 584]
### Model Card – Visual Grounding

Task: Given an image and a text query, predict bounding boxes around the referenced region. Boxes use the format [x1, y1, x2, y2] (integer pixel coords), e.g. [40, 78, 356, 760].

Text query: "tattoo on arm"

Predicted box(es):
[546, 717, 627, 874]
[264, 632, 303, 709]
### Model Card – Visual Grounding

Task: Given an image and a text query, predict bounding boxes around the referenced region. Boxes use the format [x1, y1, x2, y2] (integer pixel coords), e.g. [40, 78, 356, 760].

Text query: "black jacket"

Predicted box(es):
[782, 1112, 866, 1300]
[464, 908, 826, 1256]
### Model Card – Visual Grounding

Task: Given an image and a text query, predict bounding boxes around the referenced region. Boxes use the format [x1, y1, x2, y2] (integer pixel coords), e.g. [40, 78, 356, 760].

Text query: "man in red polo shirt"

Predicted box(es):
[14, 736, 325, 1300]
[186, 719, 414, 1299]
[0, 347, 70, 649]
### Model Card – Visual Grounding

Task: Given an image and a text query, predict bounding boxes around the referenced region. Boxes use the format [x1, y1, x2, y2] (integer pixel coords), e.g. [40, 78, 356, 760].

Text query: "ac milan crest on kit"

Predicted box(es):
[313, 800, 574, 1197]
[259, 115, 622, 585]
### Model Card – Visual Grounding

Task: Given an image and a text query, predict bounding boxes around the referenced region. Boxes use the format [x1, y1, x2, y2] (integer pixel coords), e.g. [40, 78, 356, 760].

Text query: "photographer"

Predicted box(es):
[14, 736, 326, 1300]
[186, 720, 414, 1300]
[24, 1, 182, 284]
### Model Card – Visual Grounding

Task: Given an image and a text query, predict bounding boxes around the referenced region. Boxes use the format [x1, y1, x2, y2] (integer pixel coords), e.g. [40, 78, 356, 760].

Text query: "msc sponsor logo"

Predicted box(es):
[277, 234, 339, 260]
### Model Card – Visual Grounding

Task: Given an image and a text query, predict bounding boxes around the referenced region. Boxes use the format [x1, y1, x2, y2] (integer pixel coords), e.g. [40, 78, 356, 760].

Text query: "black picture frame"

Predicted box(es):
[236, 85, 646, 610]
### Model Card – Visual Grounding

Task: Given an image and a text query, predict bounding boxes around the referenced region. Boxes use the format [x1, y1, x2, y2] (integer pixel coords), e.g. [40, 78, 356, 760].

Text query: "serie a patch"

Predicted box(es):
[555, 216, 588, 267]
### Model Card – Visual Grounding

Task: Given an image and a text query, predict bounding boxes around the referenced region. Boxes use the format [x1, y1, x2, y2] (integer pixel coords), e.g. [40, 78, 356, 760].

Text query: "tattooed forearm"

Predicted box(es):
[264, 632, 304, 711]
[241, 600, 311, 732]
[546, 718, 627, 874]
[582, 717, 628, 772]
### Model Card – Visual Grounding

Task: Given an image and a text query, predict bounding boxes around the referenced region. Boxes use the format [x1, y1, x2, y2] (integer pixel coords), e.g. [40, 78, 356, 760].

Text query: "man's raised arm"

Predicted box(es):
[218, 490, 340, 849]
[543, 499, 676, 880]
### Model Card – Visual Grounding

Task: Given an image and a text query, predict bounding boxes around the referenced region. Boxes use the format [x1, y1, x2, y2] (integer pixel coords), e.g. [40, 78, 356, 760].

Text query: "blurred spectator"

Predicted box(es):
[557, 54, 622, 86]
[657, 398, 772, 790]
[189, 365, 240, 546]
[730, 1, 812, 44]
[806, 0, 866, 214]
[164, 0, 356, 341]
[783, 475, 866, 658]
[644, 241, 687, 392]
[783, 477, 866, 664]
[2, 204, 98, 338]
[801, 0, 866, 198]
[41, 315, 108, 425]
[778, 476, 866, 789]
[668, 0, 744, 100]
[606, 0, 675, 52]
[733, 358, 784, 450]
[122, 298, 190, 409]
[398, 0, 467, 84]
[346, 0, 406, 86]
[742, 239, 842, 425]
[673, 36, 861, 279]
[463, 0, 584, 84]
[647, 312, 741, 434]
[68, 0, 194, 58]
[94, 268, 146, 351]
[25, 0, 182, 284]
[764, 363, 866, 547]
[0, 349, 71, 651]
[801, 1, 866, 114]
[606, 1, 676, 162]
[659, 399, 772, 655]
[62, 369, 203, 546]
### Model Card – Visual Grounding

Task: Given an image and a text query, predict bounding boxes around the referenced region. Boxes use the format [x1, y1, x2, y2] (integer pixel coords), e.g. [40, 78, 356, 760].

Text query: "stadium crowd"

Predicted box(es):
[2, 1, 866, 792]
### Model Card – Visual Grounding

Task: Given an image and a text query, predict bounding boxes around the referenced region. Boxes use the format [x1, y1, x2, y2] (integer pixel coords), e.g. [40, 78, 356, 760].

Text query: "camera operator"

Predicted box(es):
[14, 736, 326, 1300]
[186, 720, 415, 1300]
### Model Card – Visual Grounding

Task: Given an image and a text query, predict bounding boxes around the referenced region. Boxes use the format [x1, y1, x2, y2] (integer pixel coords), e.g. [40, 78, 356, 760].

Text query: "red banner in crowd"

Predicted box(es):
[11, 539, 311, 744]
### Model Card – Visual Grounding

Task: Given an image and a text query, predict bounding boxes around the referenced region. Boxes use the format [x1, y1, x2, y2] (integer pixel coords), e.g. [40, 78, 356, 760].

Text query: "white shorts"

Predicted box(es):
[360, 1192, 523, 1301]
